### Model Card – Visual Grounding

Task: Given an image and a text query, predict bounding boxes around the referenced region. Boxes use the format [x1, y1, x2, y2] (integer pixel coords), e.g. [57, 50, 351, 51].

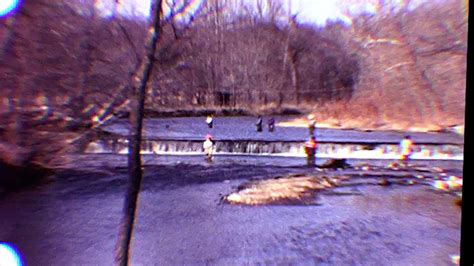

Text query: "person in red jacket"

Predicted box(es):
[304, 136, 317, 166]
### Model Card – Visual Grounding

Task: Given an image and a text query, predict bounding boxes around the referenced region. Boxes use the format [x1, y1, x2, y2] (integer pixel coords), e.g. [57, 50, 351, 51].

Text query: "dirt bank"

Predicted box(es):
[277, 116, 465, 135]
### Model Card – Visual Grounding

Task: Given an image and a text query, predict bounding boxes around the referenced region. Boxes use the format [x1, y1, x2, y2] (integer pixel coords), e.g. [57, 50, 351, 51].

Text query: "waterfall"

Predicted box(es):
[83, 137, 463, 160]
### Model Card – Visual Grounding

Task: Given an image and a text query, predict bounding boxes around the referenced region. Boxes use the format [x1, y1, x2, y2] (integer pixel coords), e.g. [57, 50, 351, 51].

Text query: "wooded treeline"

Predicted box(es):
[335, 0, 468, 130]
[147, 0, 361, 112]
[0, 0, 467, 140]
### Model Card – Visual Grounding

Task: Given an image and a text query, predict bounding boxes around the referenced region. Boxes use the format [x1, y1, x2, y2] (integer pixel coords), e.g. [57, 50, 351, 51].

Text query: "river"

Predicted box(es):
[0, 117, 463, 265]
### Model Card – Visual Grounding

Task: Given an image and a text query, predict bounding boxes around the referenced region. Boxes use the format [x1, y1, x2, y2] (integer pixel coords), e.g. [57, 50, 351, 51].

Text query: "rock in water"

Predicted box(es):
[319, 159, 350, 169]
[454, 198, 462, 207]
[378, 178, 392, 187]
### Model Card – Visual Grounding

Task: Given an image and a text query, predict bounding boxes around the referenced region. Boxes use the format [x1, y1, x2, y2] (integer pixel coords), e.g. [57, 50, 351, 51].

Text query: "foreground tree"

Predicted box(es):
[114, 1, 163, 264]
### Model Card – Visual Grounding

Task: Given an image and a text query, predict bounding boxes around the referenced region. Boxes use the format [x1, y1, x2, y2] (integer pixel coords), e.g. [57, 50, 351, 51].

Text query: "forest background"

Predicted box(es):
[0, 0, 468, 169]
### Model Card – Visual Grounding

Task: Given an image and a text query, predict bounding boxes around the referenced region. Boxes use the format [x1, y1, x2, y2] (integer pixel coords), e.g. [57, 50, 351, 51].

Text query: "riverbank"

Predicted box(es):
[277, 117, 465, 135]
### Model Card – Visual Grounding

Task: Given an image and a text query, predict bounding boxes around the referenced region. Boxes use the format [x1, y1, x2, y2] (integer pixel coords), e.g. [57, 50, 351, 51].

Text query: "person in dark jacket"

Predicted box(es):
[268, 117, 275, 132]
[256, 115, 263, 132]
[206, 114, 214, 128]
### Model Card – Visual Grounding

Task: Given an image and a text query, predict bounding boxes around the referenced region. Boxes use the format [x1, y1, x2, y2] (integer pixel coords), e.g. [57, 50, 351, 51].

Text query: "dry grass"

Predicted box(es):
[224, 174, 345, 205]
[277, 99, 464, 133]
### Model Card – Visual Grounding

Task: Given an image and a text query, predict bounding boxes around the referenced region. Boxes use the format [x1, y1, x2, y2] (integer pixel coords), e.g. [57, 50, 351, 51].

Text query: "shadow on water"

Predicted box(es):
[142, 164, 311, 191]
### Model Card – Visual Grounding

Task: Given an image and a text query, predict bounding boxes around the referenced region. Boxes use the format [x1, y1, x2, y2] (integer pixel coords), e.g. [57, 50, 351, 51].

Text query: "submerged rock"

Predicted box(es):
[454, 198, 462, 207]
[378, 178, 392, 187]
[388, 162, 401, 170]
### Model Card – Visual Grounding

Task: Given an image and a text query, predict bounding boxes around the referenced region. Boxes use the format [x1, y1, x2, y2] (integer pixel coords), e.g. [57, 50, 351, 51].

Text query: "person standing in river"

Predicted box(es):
[307, 114, 316, 137]
[304, 136, 317, 166]
[256, 115, 263, 132]
[268, 117, 275, 132]
[400, 135, 414, 166]
[203, 134, 215, 161]
[206, 114, 214, 128]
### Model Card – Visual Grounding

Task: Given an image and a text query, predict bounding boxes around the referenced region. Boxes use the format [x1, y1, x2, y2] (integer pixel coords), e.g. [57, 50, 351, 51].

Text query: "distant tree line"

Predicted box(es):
[336, 0, 467, 128]
[0, 0, 467, 148]
[147, 0, 361, 113]
[0, 0, 362, 125]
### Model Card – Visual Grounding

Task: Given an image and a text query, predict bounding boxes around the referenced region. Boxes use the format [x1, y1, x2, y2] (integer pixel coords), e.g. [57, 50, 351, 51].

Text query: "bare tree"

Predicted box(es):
[114, 1, 207, 264]
[114, 0, 163, 264]
[334, 0, 466, 128]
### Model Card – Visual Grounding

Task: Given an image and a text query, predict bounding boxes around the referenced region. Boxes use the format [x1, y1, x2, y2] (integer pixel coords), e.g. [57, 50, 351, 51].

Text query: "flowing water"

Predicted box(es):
[0, 117, 463, 265]
[87, 116, 464, 160]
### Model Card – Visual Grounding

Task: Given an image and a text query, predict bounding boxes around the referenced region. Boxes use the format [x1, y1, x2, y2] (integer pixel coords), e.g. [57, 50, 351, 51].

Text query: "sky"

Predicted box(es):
[242, 0, 433, 25]
[93, 0, 362, 25]
[121, 0, 432, 26]
[1, 0, 434, 24]
[289, 0, 353, 25]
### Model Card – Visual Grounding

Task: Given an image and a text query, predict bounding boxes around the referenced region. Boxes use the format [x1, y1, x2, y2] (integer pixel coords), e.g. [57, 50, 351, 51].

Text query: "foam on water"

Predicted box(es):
[84, 139, 463, 161]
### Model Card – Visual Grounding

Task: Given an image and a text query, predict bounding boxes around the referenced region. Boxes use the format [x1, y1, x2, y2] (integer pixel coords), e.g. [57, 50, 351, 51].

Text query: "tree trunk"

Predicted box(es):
[75, 2, 95, 124]
[114, 0, 163, 265]
[289, 53, 300, 105]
